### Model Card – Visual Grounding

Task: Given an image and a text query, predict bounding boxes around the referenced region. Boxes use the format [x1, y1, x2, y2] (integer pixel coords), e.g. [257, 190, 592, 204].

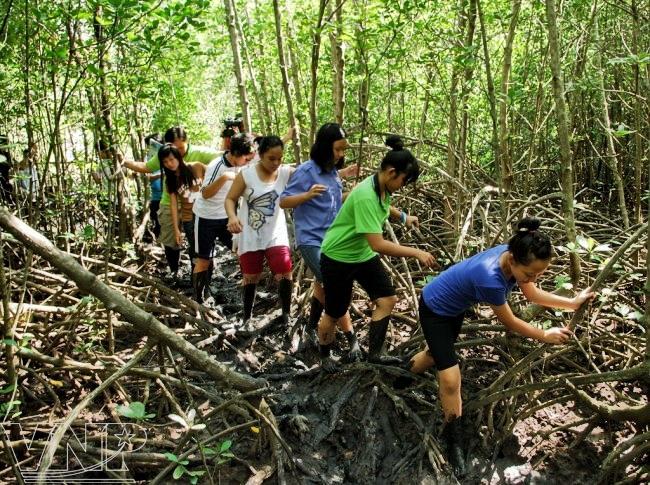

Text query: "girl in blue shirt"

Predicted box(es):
[410, 217, 594, 475]
[279, 123, 361, 357]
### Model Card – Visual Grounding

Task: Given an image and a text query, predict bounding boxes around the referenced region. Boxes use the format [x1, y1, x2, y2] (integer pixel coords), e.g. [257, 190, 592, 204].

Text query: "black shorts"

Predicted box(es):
[320, 253, 395, 319]
[419, 295, 465, 371]
[194, 217, 233, 259]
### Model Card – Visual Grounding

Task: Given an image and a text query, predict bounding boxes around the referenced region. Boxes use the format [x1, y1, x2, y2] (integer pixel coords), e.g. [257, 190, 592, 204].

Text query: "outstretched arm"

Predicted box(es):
[365, 233, 435, 267]
[520, 283, 594, 310]
[490, 303, 572, 344]
[122, 159, 152, 174]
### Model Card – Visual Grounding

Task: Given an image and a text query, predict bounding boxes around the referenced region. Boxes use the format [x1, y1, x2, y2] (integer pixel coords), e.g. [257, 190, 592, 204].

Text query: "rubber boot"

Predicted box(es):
[278, 278, 292, 324]
[301, 297, 323, 350]
[319, 343, 337, 373]
[443, 416, 467, 477]
[367, 316, 403, 365]
[163, 246, 181, 284]
[344, 331, 362, 362]
[192, 270, 209, 304]
[242, 283, 257, 324]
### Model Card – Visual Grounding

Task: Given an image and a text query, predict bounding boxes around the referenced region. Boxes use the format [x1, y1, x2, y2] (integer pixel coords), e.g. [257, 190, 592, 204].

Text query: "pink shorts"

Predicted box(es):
[239, 246, 292, 275]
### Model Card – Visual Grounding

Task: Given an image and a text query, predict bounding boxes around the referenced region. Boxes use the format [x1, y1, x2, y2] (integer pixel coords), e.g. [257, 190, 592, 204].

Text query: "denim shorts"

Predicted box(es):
[298, 245, 322, 283]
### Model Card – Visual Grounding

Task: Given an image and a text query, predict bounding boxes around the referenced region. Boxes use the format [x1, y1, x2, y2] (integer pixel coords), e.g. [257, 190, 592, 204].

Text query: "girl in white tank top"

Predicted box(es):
[225, 136, 295, 324]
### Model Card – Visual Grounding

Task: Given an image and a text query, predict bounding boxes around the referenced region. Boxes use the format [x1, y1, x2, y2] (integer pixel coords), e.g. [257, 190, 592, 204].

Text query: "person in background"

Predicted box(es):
[144, 133, 163, 239]
[0, 135, 16, 206]
[122, 127, 220, 281]
[192, 133, 255, 303]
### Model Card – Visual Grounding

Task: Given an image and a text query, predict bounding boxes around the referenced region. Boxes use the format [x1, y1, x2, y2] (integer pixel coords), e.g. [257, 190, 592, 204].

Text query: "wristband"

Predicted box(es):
[400, 211, 407, 225]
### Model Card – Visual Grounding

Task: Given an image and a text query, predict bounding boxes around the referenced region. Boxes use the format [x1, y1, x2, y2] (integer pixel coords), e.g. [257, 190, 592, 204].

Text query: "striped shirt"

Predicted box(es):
[192, 153, 239, 220]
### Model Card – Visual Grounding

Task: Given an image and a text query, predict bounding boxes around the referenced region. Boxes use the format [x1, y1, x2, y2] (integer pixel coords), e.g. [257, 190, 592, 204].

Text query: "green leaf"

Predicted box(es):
[117, 401, 155, 420]
[164, 452, 179, 463]
[220, 440, 232, 452]
[2, 339, 17, 347]
[0, 384, 16, 395]
[173, 464, 185, 479]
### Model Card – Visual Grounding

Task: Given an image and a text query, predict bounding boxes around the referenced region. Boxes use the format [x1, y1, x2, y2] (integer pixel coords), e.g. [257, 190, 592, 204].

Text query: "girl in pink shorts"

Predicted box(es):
[225, 136, 294, 324]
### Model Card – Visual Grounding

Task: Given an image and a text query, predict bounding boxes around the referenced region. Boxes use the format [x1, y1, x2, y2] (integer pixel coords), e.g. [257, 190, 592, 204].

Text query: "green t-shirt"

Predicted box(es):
[321, 175, 390, 263]
[146, 144, 220, 206]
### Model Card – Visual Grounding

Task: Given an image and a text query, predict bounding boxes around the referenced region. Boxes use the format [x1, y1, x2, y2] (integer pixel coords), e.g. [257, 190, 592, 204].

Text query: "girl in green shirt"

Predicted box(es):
[318, 136, 436, 371]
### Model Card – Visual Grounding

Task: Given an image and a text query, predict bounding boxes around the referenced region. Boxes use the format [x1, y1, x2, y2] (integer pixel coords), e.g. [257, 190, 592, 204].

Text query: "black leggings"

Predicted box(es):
[419, 295, 465, 371]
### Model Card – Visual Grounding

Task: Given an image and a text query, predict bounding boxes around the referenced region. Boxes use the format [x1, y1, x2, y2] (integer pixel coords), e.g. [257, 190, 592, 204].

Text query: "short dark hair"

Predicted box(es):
[229, 133, 255, 156]
[257, 136, 284, 156]
[508, 217, 553, 265]
[380, 136, 419, 185]
[310, 123, 346, 171]
[164, 126, 188, 143]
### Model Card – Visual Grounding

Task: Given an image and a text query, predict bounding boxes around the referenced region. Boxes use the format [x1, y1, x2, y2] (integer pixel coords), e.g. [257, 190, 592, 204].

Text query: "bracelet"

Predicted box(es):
[400, 211, 407, 224]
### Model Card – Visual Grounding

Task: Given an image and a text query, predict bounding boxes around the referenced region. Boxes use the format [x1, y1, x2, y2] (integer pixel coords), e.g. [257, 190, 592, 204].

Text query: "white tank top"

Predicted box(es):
[236, 163, 292, 254]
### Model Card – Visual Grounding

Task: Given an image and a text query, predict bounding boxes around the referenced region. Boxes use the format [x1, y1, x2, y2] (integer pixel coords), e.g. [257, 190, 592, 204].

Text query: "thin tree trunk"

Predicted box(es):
[309, 0, 328, 146]
[272, 0, 302, 163]
[545, 0, 581, 284]
[444, 0, 468, 233]
[232, 0, 269, 133]
[498, 0, 521, 193]
[477, 0, 497, 168]
[329, 0, 345, 125]
[593, 13, 629, 229]
[223, 0, 252, 131]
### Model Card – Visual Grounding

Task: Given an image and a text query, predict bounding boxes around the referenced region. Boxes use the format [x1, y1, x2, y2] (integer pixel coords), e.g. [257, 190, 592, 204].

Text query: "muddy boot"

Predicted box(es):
[367, 316, 403, 365]
[443, 416, 467, 477]
[242, 283, 257, 324]
[319, 343, 337, 373]
[278, 278, 292, 325]
[192, 271, 209, 304]
[164, 246, 181, 278]
[301, 297, 322, 350]
[344, 331, 362, 362]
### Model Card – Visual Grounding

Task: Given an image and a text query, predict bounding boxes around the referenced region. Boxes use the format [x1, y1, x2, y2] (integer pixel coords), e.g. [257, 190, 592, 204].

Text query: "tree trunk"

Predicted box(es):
[272, 0, 302, 164]
[545, 0, 581, 284]
[497, 0, 521, 193]
[223, 0, 252, 131]
[329, 0, 345, 125]
[444, 0, 469, 234]
[232, 0, 270, 133]
[309, 0, 327, 146]
[0, 208, 266, 392]
[593, 14, 630, 229]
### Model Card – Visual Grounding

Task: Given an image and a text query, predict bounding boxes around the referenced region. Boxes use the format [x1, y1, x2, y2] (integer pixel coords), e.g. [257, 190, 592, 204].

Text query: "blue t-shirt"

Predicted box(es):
[280, 159, 343, 247]
[150, 171, 162, 202]
[422, 244, 517, 317]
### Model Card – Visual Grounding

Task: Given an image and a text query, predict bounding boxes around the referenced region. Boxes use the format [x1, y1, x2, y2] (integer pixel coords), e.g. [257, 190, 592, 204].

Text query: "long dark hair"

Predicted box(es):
[380, 135, 420, 185]
[158, 143, 196, 194]
[310, 123, 346, 171]
[508, 217, 553, 265]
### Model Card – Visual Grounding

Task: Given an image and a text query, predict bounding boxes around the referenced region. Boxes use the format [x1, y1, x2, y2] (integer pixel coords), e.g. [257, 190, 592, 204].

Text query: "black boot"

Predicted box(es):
[278, 278, 292, 324]
[367, 316, 402, 365]
[163, 246, 181, 284]
[443, 416, 467, 477]
[319, 343, 337, 373]
[192, 271, 209, 304]
[344, 331, 362, 362]
[301, 297, 323, 350]
[242, 283, 257, 323]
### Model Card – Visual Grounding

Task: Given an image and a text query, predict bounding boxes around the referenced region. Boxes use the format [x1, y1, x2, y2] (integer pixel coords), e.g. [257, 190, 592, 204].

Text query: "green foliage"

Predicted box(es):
[117, 401, 156, 420]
